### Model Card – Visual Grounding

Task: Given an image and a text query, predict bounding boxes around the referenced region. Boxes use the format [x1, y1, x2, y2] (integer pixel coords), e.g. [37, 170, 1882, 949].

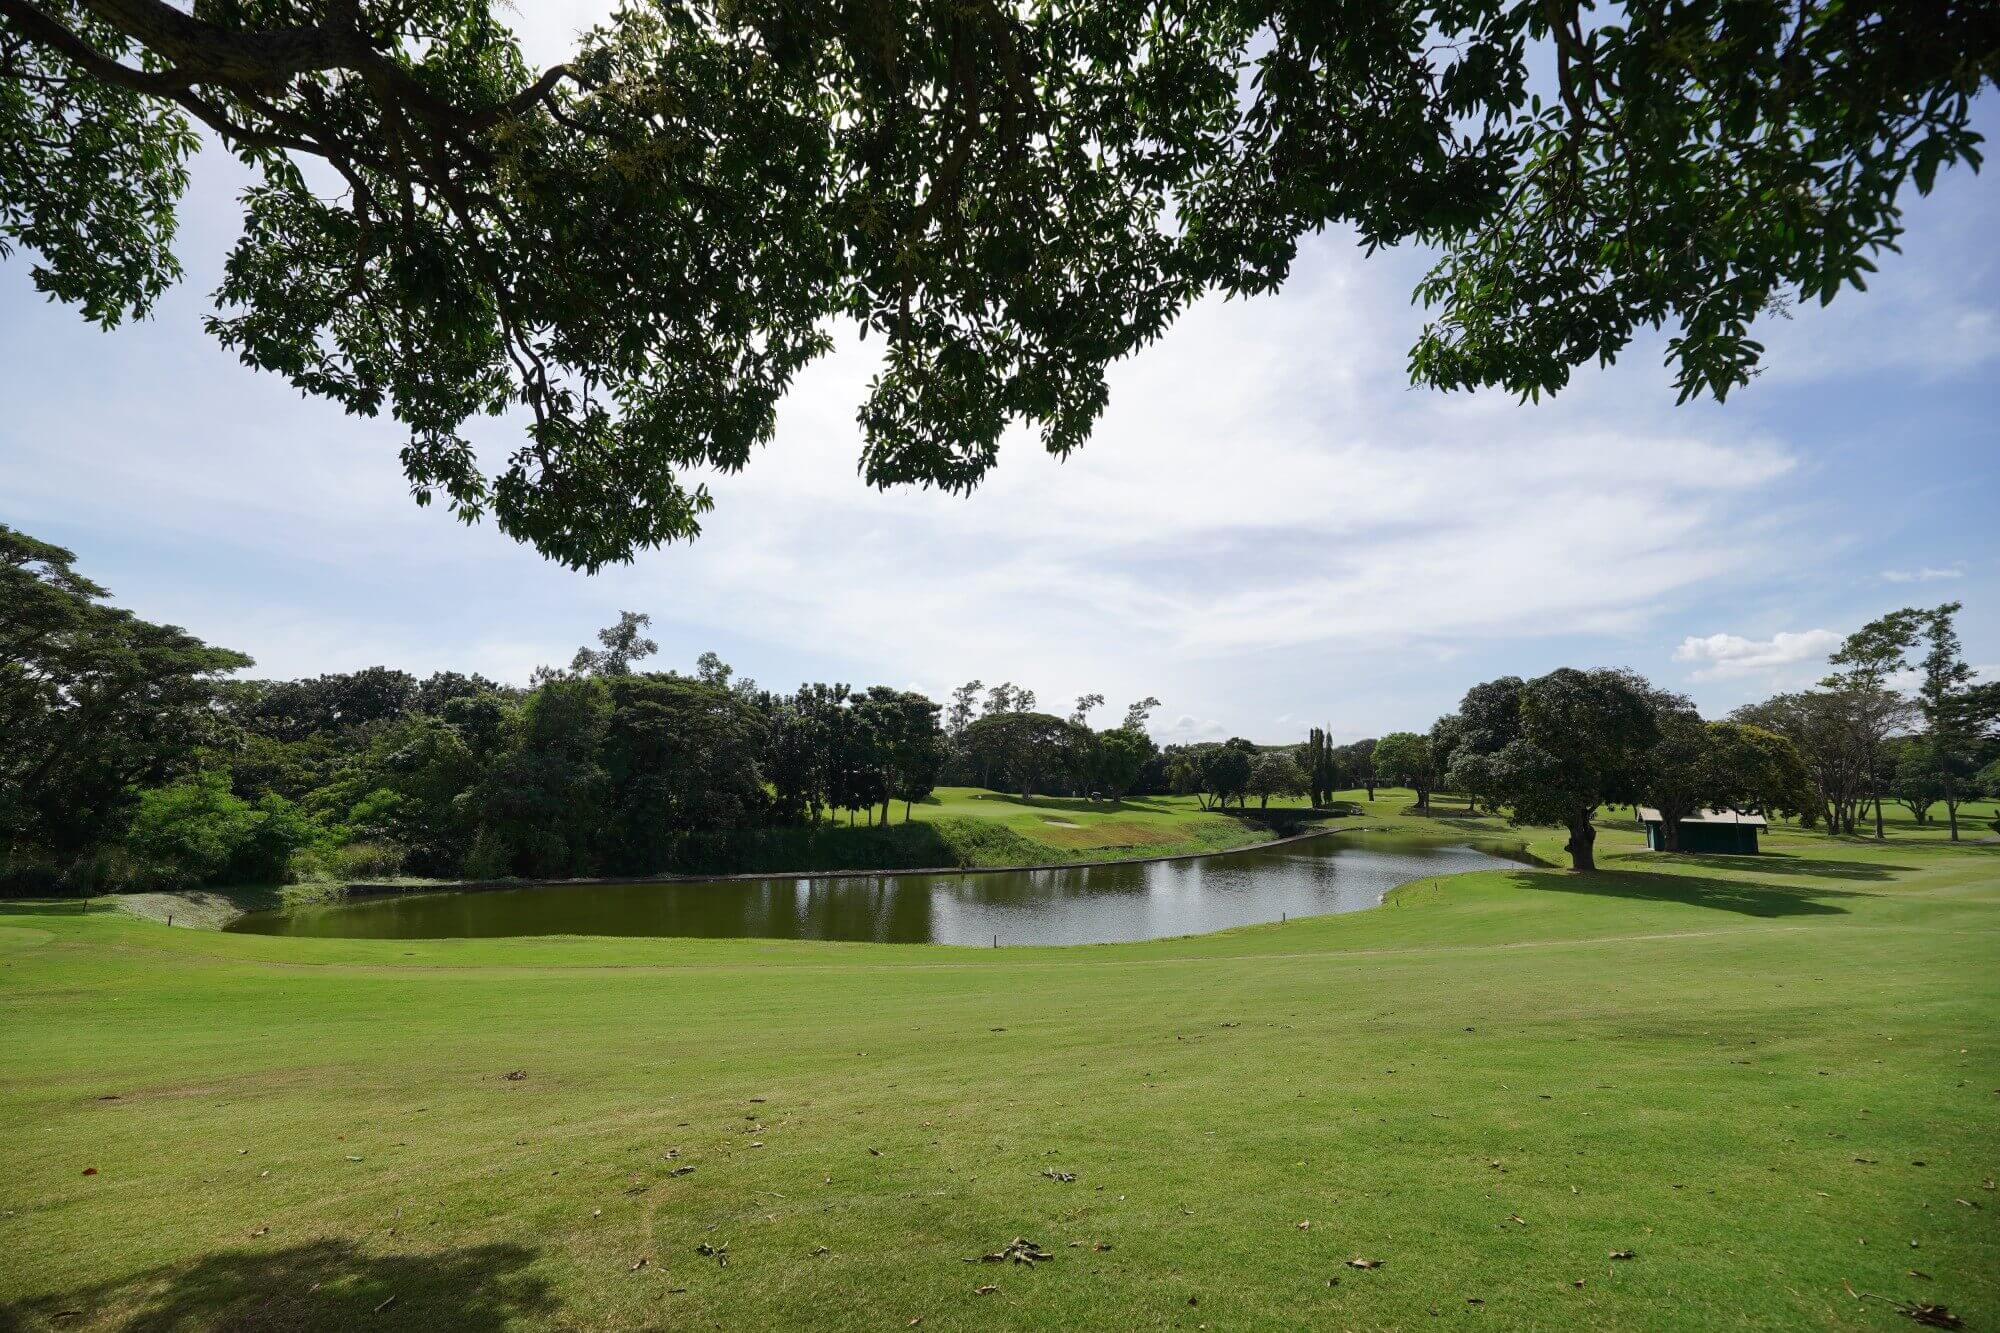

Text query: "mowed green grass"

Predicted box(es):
[905, 787, 1317, 855]
[1, 796, 1996, 1331]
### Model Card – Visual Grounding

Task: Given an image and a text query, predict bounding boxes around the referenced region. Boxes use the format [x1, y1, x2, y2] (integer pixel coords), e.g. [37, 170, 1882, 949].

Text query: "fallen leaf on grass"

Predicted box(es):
[1572, 1280, 1586, 1289]
[974, 1284, 999, 1295]
[1041, 1169, 1076, 1183]
[1507, 1214, 1526, 1226]
[1902, 1305, 1962, 1329]
[629, 1257, 649, 1272]
[80, 1168, 96, 1177]
[1296, 1220, 1311, 1230]
[868, 1148, 883, 1157]
[1346, 1258, 1382, 1270]
[373, 1295, 396, 1314]
[1467, 1297, 1485, 1306]
[813, 1245, 829, 1256]
[668, 1166, 696, 1177]
[504, 1071, 527, 1081]
[968, 1238, 1054, 1265]
[1608, 1250, 1635, 1260]
[695, 1242, 729, 1267]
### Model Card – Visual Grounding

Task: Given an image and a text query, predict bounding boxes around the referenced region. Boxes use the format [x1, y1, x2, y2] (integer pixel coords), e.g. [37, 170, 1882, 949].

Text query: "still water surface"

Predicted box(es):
[227, 832, 1520, 946]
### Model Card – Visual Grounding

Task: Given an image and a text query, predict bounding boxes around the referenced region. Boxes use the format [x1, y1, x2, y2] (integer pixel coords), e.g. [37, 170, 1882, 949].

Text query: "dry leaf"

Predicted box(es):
[1346, 1258, 1382, 1270]
[974, 1284, 999, 1295]
[1041, 1169, 1076, 1183]
[669, 1165, 696, 1177]
[504, 1070, 527, 1081]
[1297, 1220, 1311, 1230]
[629, 1257, 649, 1272]
[1608, 1250, 1635, 1260]
[868, 1148, 883, 1157]
[80, 1168, 97, 1177]
[968, 1238, 1054, 1265]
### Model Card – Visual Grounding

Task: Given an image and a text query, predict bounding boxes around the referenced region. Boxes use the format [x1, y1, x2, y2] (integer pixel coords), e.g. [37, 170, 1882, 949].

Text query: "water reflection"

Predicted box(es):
[228, 832, 1519, 945]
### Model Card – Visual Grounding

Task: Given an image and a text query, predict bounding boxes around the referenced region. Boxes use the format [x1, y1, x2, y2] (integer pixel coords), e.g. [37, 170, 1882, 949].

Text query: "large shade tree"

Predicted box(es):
[5, 1, 1991, 567]
[1484, 668, 1660, 872]
[1372, 731, 1435, 810]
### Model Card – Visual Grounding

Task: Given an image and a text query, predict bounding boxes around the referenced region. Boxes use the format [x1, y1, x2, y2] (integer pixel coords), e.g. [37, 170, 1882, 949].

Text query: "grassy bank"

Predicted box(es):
[112, 788, 1336, 929]
[2, 798, 1994, 1329]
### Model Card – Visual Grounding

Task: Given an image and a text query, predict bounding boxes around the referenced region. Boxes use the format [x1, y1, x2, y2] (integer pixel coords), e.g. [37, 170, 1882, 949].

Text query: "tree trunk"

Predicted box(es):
[1662, 817, 1681, 853]
[1874, 795, 1884, 840]
[1366, 781, 1375, 800]
[1945, 774, 1960, 841]
[1567, 815, 1597, 873]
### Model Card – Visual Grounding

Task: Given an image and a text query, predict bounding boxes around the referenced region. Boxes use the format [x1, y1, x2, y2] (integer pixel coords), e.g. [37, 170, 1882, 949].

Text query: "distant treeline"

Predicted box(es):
[6, 522, 1994, 891]
[7, 525, 1372, 892]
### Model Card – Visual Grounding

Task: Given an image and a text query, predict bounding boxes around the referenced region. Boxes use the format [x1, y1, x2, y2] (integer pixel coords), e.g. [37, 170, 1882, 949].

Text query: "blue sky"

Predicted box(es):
[2, 23, 1994, 744]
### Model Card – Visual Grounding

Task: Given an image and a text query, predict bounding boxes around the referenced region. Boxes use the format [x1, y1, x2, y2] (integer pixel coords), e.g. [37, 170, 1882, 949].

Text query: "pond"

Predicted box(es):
[226, 831, 1523, 946]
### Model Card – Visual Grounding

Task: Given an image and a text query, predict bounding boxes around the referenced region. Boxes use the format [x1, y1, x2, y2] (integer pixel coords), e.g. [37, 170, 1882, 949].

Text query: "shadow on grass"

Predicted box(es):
[1524, 868, 1868, 918]
[0, 1238, 551, 1332]
[944, 791, 1182, 817]
[1623, 851, 1909, 881]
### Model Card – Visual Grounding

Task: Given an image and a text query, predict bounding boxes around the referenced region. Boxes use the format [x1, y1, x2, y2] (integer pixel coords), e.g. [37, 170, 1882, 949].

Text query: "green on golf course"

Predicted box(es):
[3, 793, 1995, 1330]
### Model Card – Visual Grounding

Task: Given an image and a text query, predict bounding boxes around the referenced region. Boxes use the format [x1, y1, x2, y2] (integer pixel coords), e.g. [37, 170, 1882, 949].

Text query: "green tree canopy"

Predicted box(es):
[6, 1, 1990, 566]
[1, 523, 251, 865]
[1372, 731, 1435, 809]
[1484, 668, 1659, 871]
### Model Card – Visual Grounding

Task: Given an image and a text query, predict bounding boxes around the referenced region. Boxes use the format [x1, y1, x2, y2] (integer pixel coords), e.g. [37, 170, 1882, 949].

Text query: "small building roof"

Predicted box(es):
[1635, 807, 1768, 828]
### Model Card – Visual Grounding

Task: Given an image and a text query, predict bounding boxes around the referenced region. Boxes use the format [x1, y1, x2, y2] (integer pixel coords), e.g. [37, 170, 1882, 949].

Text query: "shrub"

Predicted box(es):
[290, 840, 407, 884]
[228, 795, 329, 884]
[127, 777, 334, 889]
[126, 775, 259, 889]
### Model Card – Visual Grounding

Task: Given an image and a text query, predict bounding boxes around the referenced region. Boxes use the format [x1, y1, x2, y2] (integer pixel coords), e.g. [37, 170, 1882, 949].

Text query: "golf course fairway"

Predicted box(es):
[2, 800, 1995, 1330]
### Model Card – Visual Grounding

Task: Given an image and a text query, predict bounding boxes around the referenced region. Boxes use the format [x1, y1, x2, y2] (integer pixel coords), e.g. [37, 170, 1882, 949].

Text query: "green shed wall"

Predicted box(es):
[1644, 820, 1759, 854]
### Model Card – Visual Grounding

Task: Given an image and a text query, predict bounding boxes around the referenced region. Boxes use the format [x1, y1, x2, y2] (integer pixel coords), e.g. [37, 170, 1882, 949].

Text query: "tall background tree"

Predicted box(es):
[1822, 608, 1921, 838]
[1912, 602, 1994, 842]
[5, 1, 1990, 564]
[1, 524, 249, 873]
[1296, 727, 1338, 808]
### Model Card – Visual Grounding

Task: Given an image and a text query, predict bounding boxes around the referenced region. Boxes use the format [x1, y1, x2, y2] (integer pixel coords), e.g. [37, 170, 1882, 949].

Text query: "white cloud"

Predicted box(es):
[1880, 566, 1965, 583]
[1672, 630, 1842, 681]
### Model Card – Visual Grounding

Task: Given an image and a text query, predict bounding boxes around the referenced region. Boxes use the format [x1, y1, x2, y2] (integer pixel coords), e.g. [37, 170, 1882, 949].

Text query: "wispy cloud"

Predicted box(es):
[1672, 630, 1842, 681]
[1880, 566, 1965, 584]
